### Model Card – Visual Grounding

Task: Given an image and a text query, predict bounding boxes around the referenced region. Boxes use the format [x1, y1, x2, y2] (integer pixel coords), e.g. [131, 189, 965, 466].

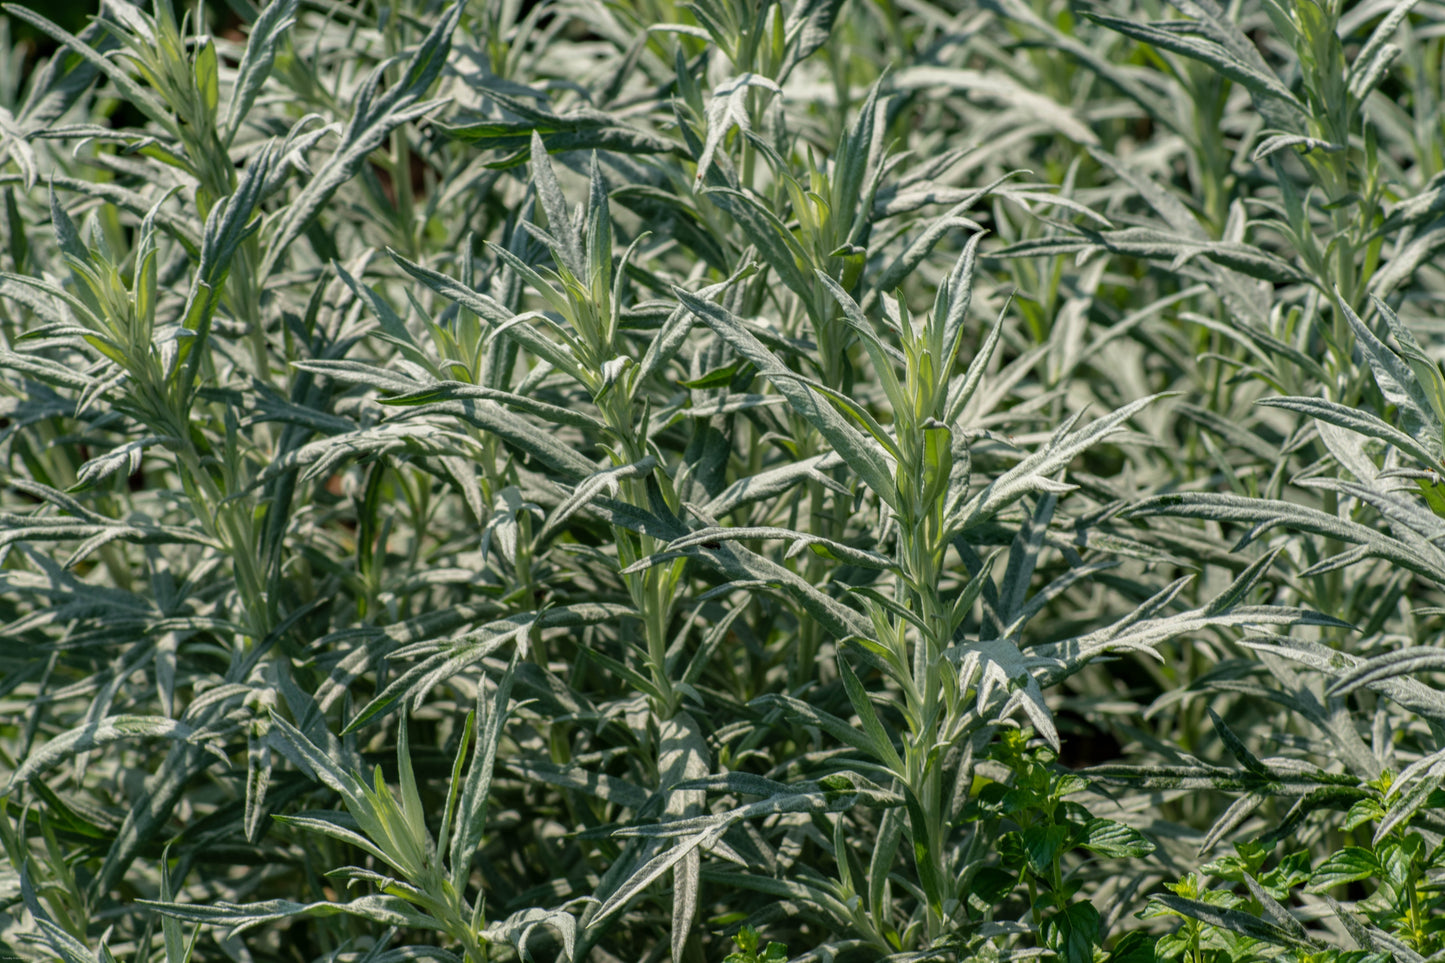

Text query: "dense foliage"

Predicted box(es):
[3, 0, 1445, 960]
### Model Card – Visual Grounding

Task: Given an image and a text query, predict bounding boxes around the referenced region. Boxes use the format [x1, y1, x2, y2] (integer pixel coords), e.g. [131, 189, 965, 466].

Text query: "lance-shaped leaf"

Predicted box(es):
[442, 77, 673, 161]
[658, 712, 710, 963]
[259, 4, 462, 278]
[345, 613, 547, 733]
[1376, 747, 1445, 842]
[3, 3, 176, 136]
[836, 652, 906, 774]
[779, 0, 847, 77]
[389, 248, 588, 383]
[139, 896, 439, 940]
[1373, 295, 1445, 441]
[265, 712, 365, 807]
[591, 775, 893, 933]
[223, 0, 299, 144]
[994, 226, 1309, 284]
[1084, 7, 1308, 130]
[662, 526, 893, 571]
[6, 716, 216, 794]
[1129, 491, 1445, 585]
[271, 810, 393, 868]
[1144, 890, 1317, 942]
[1329, 648, 1445, 698]
[1239, 636, 1445, 721]
[450, 657, 516, 891]
[1029, 602, 1347, 692]
[541, 457, 656, 546]
[1347, 0, 1418, 100]
[1336, 293, 1445, 460]
[1257, 396, 1438, 468]
[952, 394, 1162, 531]
[676, 288, 897, 506]
[484, 907, 578, 963]
[891, 66, 1099, 145]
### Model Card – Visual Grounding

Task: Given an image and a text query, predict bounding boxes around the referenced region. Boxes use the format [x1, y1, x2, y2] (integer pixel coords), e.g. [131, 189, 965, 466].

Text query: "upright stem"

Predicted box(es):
[176, 440, 272, 642]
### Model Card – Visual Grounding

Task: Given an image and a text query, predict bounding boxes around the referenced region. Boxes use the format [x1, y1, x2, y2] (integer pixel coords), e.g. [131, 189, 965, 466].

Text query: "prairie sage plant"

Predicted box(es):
[4, 0, 1445, 960]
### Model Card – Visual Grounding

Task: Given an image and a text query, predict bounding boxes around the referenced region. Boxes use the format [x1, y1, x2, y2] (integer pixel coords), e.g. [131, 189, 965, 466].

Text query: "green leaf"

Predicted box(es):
[1024, 823, 1071, 876]
[1106, 931, 1156, 963]
[1207, 708, 1271, 778]
[333, 260, 437, 376]
[1307, 848, 1379, 892]
[391, 246, 585, 381]
[441, 78, 673, 161]
[1374, 295, 1445, 441]
[1257, 396, 1439, 468]
[1077, 818, 1155, 858]
[1128, 492, 1445, 586]
[506, 759, 650, 810]
[969, 866, 1018, 904]
[780, 0, 846, 76]
[664, 526, 893, 570]
[677, 359, 751, 389]
[272, 811, 393, 869]
[1347, 0, 1419, 100]
[954, 394, 1164, 530]
[484, 907, 578, 963]
[1044, 900, 1102, 963]
[3, 3, 175, 135]
[541, 458, 657, 546]
[994, 226, 1309, 284]
[344, 615, 537, 734]
[748, 693, 877, 758]
[892, 66, 1100, 145]
[194, 37, 219, 116]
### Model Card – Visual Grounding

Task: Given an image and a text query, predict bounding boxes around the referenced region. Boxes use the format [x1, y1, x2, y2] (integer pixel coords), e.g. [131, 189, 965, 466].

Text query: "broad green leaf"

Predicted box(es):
[1076, 819, 1155, 858]
[1307, 848, 1379, 892]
